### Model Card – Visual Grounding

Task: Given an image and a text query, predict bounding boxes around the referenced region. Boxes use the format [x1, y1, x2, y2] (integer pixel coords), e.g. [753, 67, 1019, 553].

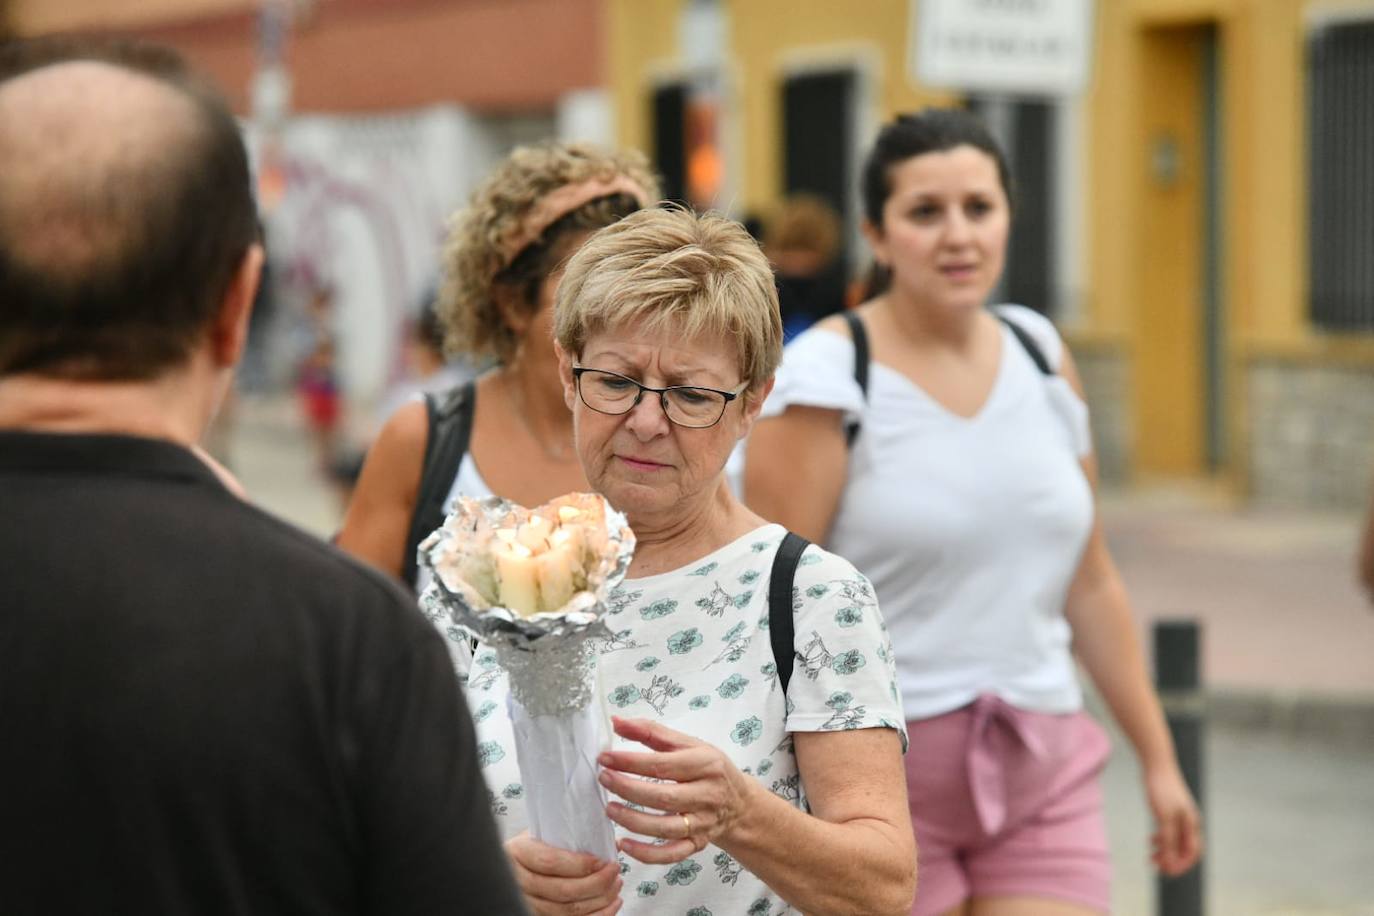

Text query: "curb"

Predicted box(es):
[1085, 684, 1374, 747]
[1205, 689, 1374, 746]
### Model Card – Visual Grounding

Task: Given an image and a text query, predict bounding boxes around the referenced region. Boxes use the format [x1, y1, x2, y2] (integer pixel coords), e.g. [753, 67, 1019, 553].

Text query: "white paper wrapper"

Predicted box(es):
[418, 493, 633, 860]
[508, 689, 617, 861]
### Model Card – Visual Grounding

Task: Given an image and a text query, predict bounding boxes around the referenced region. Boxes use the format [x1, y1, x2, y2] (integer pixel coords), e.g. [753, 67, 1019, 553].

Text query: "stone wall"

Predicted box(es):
[1246, 359, 1374, 509]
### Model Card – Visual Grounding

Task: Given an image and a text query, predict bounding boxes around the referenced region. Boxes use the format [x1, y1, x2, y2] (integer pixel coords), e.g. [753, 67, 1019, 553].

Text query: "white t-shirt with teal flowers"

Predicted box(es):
[466, 523, 906, 916]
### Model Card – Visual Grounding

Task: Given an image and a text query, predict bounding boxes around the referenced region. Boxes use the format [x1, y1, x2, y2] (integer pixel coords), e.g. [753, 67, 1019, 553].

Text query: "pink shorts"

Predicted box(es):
[906, 694, 1112, 915]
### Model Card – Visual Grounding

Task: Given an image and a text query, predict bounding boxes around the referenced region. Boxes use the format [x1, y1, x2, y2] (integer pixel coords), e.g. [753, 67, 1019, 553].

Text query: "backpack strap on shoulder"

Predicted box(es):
[768, 531, 811, 696]
[841, 310, 869, 447]
[403, 380, 477, 589]
[996, 311, 1053, 376]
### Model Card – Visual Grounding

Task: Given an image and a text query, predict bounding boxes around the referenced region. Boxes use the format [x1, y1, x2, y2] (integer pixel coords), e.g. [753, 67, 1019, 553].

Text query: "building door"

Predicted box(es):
[782, 68, 858, 270]
[651, 82, 688, 207]
[1135, 24, 1225, 477]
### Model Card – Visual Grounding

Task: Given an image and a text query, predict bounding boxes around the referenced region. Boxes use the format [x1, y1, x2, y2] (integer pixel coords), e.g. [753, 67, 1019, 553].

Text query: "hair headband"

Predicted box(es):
[499, 174, 651, 268]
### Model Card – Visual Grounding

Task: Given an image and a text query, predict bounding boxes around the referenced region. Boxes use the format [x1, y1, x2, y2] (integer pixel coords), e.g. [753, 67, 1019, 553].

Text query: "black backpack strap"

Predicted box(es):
[996, 311, 1053, 376]
[841, 310, 869, 447]
[403, 380, 477, 589]
[769, 531, 811, 696]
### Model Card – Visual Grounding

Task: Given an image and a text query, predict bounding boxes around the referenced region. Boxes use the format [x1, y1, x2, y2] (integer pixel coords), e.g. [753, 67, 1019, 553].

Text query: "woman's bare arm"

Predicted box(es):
[335, 400, 428, 581]
[600, 718, 915, 916]
[744, 405, 849, 543]
[1057, 346, 1202, 876]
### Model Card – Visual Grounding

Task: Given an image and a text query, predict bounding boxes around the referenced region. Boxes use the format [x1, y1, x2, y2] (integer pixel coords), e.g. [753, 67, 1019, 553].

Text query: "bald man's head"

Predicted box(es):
[0, 38, 258, 380]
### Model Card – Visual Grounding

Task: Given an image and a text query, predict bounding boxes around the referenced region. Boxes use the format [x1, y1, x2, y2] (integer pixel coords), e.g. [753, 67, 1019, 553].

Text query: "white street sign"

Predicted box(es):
[911, 0, 1094, 97]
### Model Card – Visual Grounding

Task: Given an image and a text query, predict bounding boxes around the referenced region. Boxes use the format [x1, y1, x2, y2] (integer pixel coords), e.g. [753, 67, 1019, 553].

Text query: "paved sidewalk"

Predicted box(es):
[1101, 488, 1374, 699]
[1100, 488, 1374, 748]
[1093, 492, 1374, 914]
[217, 393, 344, 538]
[1101, 713, 1374, 915]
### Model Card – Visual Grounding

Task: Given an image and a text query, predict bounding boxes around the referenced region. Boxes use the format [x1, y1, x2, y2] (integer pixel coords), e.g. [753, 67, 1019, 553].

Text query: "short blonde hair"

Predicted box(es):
[554, 207, 783, 391]
[437, 142, 658, 364]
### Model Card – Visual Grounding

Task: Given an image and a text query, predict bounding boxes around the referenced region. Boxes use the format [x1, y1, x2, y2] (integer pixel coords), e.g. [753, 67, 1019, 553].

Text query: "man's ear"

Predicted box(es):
[210, 243, 264, 369]
[555, 341, 577, 411]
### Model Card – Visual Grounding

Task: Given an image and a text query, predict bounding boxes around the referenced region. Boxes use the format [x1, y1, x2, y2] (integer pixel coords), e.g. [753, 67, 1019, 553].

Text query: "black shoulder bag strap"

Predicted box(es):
[402, 379, 477, 589]
[768, 531, 812, 695]
[996, 311, 1053, 376]
[841, 310, 870, 447]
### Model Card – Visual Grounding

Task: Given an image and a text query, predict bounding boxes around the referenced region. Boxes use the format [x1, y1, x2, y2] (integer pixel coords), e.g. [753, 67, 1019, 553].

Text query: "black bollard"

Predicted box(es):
[1153, 620, 1205, 916]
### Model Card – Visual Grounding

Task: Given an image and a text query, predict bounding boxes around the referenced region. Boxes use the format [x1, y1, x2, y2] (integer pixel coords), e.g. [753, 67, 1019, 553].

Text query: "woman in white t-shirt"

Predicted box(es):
[745, 110, 1201, 916]
[481, 207, 914, 916]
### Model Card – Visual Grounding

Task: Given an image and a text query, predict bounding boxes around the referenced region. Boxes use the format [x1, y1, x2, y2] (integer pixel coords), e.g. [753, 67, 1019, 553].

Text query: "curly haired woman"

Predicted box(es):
[337, 143, 657, 595]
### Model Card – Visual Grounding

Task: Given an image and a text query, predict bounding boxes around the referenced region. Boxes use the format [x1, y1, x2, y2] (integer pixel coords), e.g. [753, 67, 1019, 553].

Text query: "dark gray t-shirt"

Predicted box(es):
[0, 431, 526, 916]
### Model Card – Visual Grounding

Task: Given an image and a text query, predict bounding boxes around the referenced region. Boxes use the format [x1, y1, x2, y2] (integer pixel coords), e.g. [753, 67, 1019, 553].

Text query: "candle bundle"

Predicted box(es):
[418, 492, 635, 860]
[488, 504, 592, 617]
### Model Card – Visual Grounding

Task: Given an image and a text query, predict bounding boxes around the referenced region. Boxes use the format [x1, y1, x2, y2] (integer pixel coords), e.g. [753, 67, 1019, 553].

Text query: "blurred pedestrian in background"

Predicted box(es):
[763, 192, 848, 340]
[337, 143, 657, 597]
[374, 289, 483, 428]
[295, 282, 344, 473]
[745, 109, 1202, 916]
[0, 36, 524, 916]
[327, 290, 487, 497]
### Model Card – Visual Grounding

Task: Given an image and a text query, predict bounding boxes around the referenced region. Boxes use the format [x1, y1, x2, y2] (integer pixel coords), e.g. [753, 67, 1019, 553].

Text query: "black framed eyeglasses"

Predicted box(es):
[572, 366, 748, 429]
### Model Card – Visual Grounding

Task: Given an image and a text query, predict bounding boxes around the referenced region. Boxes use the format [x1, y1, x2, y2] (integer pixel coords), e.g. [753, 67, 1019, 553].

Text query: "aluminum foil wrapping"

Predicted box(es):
[417, 492, 635, 859]
[417, 492, 634, 711]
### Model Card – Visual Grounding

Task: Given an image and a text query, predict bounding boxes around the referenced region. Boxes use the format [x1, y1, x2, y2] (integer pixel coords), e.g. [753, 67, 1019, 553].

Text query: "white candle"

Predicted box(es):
[549, 526, 587, 589]
[495, 542, 542, 617]
[536, 539, 577, 612]
[517, 515, 554, 552]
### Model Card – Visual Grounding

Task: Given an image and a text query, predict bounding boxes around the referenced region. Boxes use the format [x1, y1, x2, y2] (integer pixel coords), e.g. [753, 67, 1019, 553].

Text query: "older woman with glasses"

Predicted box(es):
[468, 207, 915, 916]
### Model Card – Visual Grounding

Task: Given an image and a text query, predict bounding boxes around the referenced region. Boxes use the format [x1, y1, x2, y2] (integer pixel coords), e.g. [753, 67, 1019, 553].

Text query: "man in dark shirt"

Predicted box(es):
[0, 38, 526, 915]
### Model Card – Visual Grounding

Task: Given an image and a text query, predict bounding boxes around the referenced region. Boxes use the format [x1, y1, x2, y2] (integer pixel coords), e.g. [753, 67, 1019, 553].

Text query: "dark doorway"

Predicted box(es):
[782, 68, 858, 268]
[968, 97, 1058, 316]
[651, 82, 688, 206]
[1005, 101, 1057, 316]
[1308, 18, 1374, 331]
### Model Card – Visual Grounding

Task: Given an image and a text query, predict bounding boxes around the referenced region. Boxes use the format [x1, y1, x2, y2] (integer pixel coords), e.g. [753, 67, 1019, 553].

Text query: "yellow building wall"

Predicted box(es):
[606, 0, 682, 159]
[608, 0, 1374, 487]
[607, 0, 952, 216]
[1088, 0, 1374, 482]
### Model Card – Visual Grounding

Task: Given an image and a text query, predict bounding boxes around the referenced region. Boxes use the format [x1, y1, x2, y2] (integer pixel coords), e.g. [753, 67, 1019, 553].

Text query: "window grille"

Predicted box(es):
[970, 98, 1059, 317]
[1308, 18, 1374, 331]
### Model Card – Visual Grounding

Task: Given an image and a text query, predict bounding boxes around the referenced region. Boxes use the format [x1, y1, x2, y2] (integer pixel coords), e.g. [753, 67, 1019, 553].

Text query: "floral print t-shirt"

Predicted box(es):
[466, 523, 907, 916]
